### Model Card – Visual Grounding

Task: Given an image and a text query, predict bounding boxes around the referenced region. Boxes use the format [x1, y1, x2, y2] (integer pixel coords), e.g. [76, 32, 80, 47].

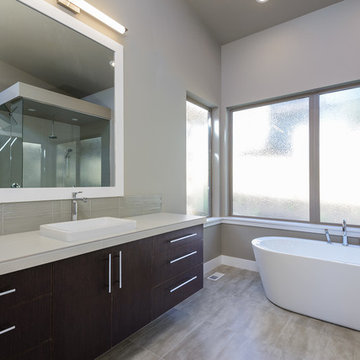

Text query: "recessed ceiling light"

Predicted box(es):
[256, 0, 269, 3]
[109, 60, 115, 68]
[28, 108, 36, 112]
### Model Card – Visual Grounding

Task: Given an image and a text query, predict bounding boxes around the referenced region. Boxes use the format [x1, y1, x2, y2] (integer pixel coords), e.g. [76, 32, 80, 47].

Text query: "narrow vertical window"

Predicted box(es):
[232, 98, 309, 221]
[319, 87, 360, 224]
[186, 99, 211, 216]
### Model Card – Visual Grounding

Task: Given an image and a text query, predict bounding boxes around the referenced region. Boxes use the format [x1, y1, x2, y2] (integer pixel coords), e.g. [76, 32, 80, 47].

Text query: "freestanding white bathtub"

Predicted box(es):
[252, 236, 360, 330]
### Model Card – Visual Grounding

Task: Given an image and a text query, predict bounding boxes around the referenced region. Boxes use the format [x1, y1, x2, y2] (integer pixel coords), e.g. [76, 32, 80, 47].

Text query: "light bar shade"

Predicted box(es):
[69, 0, 127, 34]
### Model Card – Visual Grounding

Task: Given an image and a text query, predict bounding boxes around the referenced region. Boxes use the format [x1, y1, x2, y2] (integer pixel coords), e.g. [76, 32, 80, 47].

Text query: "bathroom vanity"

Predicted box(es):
[0, 213, 205, 360]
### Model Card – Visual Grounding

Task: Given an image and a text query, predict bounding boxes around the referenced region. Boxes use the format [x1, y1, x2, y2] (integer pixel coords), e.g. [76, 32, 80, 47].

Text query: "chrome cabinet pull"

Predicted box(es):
[169, 233, 197, 244]
[108, 254, 112, 294]
[0, 325, 15, 335]
[170, 276, 197, 293]
[119, 251, 122, 289]
[170, 251, 197, 264]
[0, 289, 16, 297]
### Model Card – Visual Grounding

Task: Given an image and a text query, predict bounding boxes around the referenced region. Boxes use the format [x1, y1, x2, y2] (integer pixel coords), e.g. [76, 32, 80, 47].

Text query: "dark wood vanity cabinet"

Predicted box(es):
[151, 225, 204, 319]
[53, 238, 153, 359]
[0, 264, 52, 360]
[53, 249, 112, 360]
[0, 224, 204, 360]
[111, 238, 152, 345]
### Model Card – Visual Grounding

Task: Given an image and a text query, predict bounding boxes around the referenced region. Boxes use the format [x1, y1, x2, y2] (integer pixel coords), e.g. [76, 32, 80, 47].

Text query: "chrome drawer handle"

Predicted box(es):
[0, 289, 16, 297]
[169, 233, 197, 244]
[170, 251, 197, 264]
[0, 325, 15, 335]
[170, 276, 197, 293]
[108, 254, 112, 294]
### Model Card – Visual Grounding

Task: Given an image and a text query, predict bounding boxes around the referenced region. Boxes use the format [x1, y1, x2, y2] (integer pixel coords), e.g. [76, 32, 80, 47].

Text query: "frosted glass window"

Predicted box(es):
[320, 87, 360, 224]
[232, 98, 309, 220]
[186, 100, 211, 216]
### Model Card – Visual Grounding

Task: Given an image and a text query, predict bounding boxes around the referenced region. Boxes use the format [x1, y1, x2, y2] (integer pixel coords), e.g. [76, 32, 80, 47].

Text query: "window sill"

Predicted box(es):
[205, 216, 360, 237]
[204, 217, 222, 228]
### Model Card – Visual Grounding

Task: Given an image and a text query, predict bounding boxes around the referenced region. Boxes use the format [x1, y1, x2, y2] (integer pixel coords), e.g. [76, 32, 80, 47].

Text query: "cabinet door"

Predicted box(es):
[111, 238, 152, 345]
[0, 295, 51, 360]
[53, 249, 112, 360]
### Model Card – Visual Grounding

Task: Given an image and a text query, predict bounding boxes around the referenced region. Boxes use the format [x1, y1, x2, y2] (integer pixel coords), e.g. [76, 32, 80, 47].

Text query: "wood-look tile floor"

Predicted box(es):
[98, 265, 360, 360]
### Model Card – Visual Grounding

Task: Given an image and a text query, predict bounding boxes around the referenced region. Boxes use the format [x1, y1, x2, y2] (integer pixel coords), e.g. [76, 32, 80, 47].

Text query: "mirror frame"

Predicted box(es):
[0, 0, 124, 202]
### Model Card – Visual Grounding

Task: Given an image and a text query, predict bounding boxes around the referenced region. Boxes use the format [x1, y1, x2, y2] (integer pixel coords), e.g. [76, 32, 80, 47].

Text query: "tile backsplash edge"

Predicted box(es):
[0, 194, 162, 236]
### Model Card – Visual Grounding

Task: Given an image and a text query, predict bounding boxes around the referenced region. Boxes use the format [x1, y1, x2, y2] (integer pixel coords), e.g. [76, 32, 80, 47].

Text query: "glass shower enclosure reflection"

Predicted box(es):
[0, 83, 110, 188]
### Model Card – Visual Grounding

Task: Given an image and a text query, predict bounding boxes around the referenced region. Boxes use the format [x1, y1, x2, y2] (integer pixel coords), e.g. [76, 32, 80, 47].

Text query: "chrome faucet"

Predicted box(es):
[324, 229, 331, 244]
[342, 219, 348, 246]
[72, 191, 87, 221]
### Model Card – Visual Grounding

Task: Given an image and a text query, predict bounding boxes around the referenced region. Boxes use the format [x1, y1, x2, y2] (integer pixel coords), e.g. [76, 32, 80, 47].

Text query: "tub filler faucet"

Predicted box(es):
[72, 191, 87, 221]
[342, 219, 348, 246]
[324, 229, 331, 244]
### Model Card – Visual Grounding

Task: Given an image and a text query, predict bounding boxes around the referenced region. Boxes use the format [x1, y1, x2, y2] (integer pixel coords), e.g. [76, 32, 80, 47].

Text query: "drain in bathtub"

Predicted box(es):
[207, 272, 224, 281]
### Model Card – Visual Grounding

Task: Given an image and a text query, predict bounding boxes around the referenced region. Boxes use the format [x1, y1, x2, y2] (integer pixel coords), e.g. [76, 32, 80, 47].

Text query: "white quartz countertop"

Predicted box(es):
[0, 213, 205, 275]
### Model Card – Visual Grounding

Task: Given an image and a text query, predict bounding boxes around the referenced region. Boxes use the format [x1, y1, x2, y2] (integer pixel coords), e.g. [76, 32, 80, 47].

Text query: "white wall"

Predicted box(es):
[90, 0, 221, 213]
[220, 0, 360, 215]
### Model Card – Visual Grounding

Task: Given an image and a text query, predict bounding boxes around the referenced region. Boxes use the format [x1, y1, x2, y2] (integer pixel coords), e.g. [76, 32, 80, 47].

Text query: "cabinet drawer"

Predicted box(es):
[12, 341, 52, 360]
[0, 295, 51, 359]
[0, 264, 51, 310]
[153, 225, 203, 257]
[152, 239, 203, 286]
[151, 264, 203, 319]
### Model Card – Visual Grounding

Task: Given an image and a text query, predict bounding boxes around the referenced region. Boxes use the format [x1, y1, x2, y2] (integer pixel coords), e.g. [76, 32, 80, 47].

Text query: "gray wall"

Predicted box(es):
[0, 0, 221, 232]
[0, 59, 55, 92]
[203, 224, 221, 262]
[221, 224, 360, 261]
[95, 0, 221, 213]
[221, 0, 360, 108]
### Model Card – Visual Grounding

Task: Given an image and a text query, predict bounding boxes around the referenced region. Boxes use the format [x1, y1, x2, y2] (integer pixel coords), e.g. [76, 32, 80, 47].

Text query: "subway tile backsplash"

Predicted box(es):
[0, 195, 162, 235]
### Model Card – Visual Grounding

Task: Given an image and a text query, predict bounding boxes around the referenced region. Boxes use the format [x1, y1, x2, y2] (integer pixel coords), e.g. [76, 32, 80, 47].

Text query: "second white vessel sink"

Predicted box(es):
[40, 217, 137, 242]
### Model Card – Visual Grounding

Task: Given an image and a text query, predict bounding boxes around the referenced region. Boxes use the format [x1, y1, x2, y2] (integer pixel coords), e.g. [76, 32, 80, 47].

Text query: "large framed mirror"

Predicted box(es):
[0, 0, 124, 202]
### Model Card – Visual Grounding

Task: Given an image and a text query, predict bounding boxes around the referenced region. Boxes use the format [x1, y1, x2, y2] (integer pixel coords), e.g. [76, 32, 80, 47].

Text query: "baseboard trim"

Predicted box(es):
[203, 255, 258, 275]
[222, 255, 258, 272]
[203, 256, 222, 274]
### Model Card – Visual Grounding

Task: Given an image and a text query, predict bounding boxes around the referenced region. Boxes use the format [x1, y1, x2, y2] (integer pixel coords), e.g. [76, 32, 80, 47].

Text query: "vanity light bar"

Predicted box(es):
[60, 0, 128, 34]
[57, 0, 80, 14]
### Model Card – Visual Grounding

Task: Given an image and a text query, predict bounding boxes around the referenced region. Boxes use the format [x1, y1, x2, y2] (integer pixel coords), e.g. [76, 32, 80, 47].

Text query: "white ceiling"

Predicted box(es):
[185, 0, 343, 44]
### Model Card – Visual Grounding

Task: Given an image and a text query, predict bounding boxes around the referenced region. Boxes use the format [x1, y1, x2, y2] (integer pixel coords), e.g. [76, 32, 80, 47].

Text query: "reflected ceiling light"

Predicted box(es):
[10, 137, 17, 147]
[28, 108, 36, 112]
[0, 138, 11, 152]
[57, 0, 127, 34]
[109, 60, 115, 68]
[256, 0, 269, 3]
[72, 118, 79, 122]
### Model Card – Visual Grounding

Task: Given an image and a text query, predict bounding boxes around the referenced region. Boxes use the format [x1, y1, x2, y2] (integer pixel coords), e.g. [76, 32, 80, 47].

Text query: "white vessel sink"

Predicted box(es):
[40, 217, 137, 242]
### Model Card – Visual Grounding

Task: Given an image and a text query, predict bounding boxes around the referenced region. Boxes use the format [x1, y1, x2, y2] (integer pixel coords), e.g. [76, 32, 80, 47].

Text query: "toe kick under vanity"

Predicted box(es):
[0, 213, 205, 360]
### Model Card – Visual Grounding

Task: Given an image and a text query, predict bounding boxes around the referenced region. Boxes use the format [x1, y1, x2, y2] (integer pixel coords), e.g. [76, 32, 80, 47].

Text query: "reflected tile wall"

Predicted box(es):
[0, 194, 162, 235]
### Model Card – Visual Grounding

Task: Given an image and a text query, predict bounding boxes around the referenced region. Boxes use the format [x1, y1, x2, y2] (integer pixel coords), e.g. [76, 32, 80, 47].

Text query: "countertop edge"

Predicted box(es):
[0, 214, 205, 275]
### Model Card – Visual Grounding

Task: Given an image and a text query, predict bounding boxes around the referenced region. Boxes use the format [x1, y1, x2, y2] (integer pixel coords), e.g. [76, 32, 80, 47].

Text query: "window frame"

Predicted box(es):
[229, 81, 360, 226]
[186, 97, 213, 217]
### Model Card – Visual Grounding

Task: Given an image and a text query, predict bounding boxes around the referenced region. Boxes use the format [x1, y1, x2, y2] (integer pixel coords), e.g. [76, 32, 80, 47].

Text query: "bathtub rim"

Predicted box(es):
[252, 236, 360, 267]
